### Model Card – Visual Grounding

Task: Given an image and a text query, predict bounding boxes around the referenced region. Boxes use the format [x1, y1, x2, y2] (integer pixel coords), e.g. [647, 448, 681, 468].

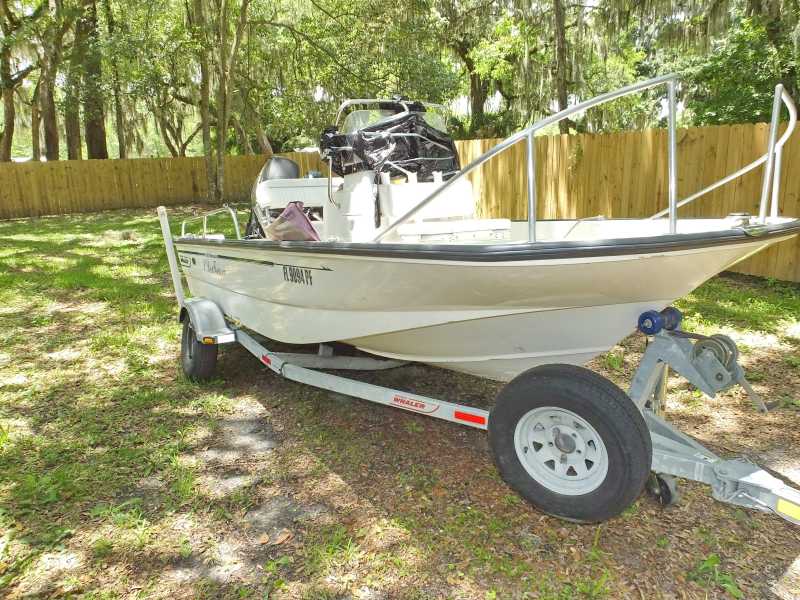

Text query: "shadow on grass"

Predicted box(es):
[2, 208, 799, 598]
[0, 208, 244, 595]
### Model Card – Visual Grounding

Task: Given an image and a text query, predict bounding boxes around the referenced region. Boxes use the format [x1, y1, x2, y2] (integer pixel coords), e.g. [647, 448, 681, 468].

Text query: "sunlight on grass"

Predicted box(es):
[0, 208, 242, 593]
[0, 208, 798, 597]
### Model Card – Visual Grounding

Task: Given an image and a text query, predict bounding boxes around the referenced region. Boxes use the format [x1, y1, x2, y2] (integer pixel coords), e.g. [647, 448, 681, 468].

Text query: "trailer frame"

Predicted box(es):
[158, 205, 800, 526]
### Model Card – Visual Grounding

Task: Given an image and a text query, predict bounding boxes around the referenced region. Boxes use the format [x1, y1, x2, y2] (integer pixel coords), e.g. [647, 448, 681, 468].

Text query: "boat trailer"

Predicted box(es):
[159, 207, 800, 525]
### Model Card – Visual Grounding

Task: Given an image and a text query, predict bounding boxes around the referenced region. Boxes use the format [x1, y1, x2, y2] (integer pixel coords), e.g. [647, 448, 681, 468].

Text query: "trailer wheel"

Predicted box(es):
[181, 318, 218, 382]
[489, 364, 651, 522]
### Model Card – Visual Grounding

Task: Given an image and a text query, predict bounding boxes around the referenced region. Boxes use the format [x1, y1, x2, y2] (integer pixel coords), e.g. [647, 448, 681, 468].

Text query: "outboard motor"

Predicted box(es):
[246, 157, 302, 238]
[257, 156, 300, 182]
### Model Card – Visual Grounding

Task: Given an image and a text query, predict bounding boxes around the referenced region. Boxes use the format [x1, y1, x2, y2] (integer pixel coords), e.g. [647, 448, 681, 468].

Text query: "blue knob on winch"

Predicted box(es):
[638, 307, 683, 335]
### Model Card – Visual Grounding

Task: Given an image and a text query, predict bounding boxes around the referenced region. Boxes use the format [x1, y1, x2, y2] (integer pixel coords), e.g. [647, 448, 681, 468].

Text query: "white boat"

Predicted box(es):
[159, 75, 800, 524]
[173, 76, 800, 382]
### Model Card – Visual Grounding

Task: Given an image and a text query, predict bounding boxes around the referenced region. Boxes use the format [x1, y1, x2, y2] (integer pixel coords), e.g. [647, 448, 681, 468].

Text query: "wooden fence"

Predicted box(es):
[0, 123, 798, 281]
[459, 123, 800, 283]
[0, 152, 324, 217]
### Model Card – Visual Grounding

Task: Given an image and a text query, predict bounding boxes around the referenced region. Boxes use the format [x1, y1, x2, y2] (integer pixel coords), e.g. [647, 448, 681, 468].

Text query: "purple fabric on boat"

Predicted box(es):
[264, 201, 321, 241]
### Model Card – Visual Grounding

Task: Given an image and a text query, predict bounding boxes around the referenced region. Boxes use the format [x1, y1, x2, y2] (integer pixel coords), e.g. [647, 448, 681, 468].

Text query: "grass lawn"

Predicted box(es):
[1, 207, 800, 599]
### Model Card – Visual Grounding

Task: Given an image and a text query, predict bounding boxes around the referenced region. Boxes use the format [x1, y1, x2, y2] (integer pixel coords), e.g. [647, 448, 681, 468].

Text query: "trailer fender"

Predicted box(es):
[179, 298, 236, 344]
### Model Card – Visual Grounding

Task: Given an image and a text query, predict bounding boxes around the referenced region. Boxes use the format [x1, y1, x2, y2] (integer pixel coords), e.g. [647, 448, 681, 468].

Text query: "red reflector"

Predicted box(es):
[454, 410, 486, 425]
[261, 354, 271, 365]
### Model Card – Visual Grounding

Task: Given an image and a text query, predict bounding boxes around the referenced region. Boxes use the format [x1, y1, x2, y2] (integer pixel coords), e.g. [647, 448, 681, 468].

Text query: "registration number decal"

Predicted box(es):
[283, 265, 313, 286]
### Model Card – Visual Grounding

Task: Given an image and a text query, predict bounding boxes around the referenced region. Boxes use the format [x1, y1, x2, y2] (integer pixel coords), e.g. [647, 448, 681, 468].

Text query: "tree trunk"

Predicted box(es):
[469, 71, 488, 129]
[102, 0, 126, 158]
[179, 124, 202, 156]
[214, 0, 230, 204]
[40, 62, 60, 161]
[0, 46, 13, 162]
[232, 115, 252, 154]
[457, 49, 488, 134]
[255, 124, 272, 155]
[79, 0, 108, 159]
[155, 109, 179, 157]
[455, 45, 489, 133]
[191, 0, 217, 202]
[31, 82, 41, 161]
[553, 0, 569, 134]
[64, 98, 83, 160]
[65, 37, 83, 160]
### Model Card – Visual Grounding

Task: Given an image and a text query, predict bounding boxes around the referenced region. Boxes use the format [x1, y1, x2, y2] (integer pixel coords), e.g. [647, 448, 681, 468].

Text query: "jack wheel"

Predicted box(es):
[647, 473, 680, 507]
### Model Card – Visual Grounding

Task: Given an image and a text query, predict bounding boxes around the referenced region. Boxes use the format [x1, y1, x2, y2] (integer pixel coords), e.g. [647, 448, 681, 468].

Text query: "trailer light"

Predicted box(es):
[261, 354, 272, 366]
[202, 336, 215, 344]
[454, 410, 486, 426]
[777, 498, 800, 522]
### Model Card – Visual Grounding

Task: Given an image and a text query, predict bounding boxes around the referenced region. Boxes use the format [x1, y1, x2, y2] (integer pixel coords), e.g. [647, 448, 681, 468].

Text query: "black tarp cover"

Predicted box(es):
[319, 111, 460, 182]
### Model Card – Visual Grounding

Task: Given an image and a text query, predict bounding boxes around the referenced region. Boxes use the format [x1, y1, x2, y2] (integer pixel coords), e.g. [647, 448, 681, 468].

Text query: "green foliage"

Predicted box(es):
[688, 553, 744, 598]
[3, 0, 800, 163]
[684, 18, 796, 125]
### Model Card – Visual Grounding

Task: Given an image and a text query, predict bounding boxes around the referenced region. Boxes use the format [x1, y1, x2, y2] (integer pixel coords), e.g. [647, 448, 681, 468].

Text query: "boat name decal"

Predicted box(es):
[391, 394, 438, 414]
[202, 258, 227, 276]
[283, 265, 313, 286]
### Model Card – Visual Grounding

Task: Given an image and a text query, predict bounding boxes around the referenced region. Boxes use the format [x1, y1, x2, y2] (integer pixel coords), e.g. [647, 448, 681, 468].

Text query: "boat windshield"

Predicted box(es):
[342, 109, 397, 133]
[342, 108, 449, 134]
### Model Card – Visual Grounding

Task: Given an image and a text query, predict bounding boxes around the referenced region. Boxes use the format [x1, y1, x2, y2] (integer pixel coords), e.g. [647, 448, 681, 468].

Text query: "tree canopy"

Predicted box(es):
[0, 0, 797, 197]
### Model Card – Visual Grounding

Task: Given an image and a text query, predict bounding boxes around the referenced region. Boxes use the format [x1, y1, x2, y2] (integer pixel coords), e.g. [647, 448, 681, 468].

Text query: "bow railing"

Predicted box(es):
[650, 84, 797, 221]
[372, 76, 797, 243]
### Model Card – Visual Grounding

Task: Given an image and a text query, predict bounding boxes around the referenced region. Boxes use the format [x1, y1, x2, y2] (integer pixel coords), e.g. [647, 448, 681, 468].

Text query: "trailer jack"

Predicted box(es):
[630, 312, 800, 525]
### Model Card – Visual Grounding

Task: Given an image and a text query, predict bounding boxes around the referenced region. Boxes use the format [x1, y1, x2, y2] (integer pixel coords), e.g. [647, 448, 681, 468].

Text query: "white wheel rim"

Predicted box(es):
[513, 406, 609, 495]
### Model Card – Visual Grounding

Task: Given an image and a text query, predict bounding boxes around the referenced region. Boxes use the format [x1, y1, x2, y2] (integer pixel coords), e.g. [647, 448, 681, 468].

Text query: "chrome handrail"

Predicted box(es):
[180, 203, 242, 240]
[372, 73, 680, 242]
[770, 88, 798, 219]
[650, 84, 797, 221]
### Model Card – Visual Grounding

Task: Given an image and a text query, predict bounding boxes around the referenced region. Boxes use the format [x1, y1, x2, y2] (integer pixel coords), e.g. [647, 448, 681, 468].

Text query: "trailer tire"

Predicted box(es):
[181, 318, 218, 382]
[489, 364, 651, 523]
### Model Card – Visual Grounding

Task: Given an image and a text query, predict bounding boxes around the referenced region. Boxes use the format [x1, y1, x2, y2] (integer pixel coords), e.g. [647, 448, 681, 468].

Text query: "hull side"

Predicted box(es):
[176, 232, 790, 380]
[349, 300, 672, 380]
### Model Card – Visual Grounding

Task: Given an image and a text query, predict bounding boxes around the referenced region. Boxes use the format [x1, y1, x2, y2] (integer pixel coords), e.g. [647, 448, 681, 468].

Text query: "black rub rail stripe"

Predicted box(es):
[173, 220, 800, 262]
[178, 250, 333, 271]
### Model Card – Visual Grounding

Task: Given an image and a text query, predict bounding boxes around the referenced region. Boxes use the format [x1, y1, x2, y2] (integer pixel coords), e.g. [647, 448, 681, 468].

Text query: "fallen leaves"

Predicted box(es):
[259, 529, 295, 546]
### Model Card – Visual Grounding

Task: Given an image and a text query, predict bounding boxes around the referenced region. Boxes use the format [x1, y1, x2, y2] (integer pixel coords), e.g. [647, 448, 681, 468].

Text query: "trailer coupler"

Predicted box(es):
[631, 308, 800, 525]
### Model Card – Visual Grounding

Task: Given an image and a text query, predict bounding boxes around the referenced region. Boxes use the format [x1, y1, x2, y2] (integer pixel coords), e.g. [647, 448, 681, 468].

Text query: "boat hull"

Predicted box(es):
[175, 226, 796, 380]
